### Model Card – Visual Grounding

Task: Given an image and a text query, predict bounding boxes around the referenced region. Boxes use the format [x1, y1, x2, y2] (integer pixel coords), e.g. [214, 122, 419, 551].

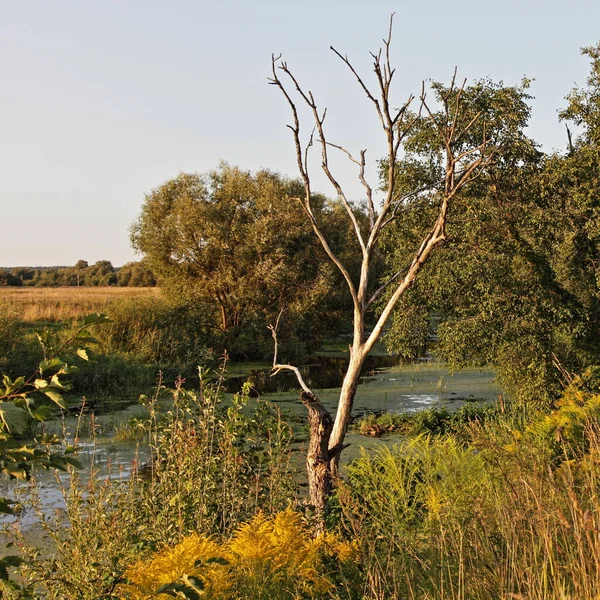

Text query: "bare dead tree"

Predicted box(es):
[269, 15, 491, 524]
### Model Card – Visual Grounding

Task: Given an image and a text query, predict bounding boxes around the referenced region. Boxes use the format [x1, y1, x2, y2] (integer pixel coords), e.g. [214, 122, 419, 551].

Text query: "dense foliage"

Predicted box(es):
[131, 163, 360, 360]
[382, 47, 600, 406]
[2, 376, 296, 599]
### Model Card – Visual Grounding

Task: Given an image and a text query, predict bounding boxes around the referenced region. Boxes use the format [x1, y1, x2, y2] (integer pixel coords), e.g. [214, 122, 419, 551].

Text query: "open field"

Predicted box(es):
[0, 286, 159, 323]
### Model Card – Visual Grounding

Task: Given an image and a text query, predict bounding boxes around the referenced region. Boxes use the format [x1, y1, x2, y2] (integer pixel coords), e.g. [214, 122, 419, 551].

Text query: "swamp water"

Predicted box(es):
[1, 359, 500, 537]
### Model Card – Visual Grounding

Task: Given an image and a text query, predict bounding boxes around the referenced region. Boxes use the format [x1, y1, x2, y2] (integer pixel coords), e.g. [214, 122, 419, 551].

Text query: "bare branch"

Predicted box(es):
[455, 110, 484, 145]
[383, 13, 395, 83]
[268, 316, 313, 396]
[448, 76, 467, 142]
[366, 263, 410, 309]
[359, 150, 375, 228]
[324, 142, 375, 227]
[324, 141, 361, 166]
[330, 46, 385, 128]
[269, 54, 361, 305]
[277, 61, 367, 252]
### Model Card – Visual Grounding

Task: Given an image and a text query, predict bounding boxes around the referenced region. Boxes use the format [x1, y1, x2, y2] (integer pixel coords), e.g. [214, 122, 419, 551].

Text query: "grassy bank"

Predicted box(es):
[0, 287, 213, 409]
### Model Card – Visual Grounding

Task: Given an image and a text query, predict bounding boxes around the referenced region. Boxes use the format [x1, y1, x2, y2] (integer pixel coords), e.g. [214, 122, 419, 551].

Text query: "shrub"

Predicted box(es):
[354, 402, 499, 437]
[120, 509, 361, 600]
[4, 376, 297, 599]
[339, 393, 600, 600]
[0, 302, 36, 376]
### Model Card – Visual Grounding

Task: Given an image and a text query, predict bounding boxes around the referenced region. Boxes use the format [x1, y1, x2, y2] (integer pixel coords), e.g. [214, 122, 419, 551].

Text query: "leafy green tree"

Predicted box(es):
[84, 260, 117, 286]
[0, 271, 21, 286]
[380, 77, 559, 404]
[131, 163, 346, 358]
[116, 261, 156, 287]
[383, 45, 600, 406]
[75, 259, 88, 286]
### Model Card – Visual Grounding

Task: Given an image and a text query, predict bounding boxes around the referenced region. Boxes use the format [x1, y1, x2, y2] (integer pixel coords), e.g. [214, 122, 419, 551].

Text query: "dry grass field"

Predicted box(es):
[0, 286, 159, 323]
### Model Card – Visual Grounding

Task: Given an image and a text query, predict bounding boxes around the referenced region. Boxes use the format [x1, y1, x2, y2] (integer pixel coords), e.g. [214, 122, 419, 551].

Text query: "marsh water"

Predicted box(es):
[1, 357, 501, 534]
[223, 354, 400, 394]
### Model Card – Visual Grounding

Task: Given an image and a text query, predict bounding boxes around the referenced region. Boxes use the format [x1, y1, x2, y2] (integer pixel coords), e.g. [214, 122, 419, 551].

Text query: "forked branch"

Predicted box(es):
[268, 313, 312, 396]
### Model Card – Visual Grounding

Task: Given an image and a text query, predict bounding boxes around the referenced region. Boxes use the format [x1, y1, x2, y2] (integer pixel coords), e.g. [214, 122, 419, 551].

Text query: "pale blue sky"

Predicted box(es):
[1, 0, 598, 267]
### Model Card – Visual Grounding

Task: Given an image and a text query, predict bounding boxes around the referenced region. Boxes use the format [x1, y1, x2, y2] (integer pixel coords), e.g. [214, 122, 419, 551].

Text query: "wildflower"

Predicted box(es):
[120, 534, 231, 599]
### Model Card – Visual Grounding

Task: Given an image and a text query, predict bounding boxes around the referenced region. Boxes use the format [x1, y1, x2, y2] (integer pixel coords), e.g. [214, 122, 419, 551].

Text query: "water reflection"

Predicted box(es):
[0, 442, 147, 530]
[223, 355, 400, 394]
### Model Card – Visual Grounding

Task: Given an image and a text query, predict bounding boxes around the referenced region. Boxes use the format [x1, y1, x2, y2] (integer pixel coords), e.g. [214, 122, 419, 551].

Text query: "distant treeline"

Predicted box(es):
[0, 260, 156, 287]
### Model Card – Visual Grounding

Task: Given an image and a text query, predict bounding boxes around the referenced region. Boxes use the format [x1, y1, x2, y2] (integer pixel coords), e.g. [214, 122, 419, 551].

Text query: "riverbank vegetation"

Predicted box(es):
[3, 371, 600, 599]
[0, 260, 156, 288]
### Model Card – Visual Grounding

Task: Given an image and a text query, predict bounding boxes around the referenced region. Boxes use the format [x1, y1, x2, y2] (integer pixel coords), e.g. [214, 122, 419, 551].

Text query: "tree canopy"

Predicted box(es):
[382, 49, 600, 405]
[131, 163, 356, 358]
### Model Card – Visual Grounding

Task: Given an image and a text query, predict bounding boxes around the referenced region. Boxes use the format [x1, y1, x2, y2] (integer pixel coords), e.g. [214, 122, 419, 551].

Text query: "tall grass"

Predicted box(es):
[95, 295, 213, 368]
[0, 289, 215, 404]
[338, 386, 600, 600]
[0, 301, 39, 375]
[3, 376, 296, 599]
[0, 302, 22, 371]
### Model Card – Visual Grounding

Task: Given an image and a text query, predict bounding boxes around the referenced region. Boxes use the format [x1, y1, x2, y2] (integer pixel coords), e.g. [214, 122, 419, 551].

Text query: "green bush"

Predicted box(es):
[0, 303, 21, 371]
[0, 303, 39, 376]
[354, 403, 500, 437]
[340, 394, 600, 600]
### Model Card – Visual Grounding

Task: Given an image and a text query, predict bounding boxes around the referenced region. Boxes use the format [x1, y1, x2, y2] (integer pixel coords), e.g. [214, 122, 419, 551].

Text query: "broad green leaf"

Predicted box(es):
[0, 403, 27, 434]
[31, 405, 54, 421]
[13, 445, 38, 458]
[83, 313, 111, 326]
[2, 463, 28, 480]
[0, 498, 16, 515]
[2, 376, 25, 396]
[39, 357, 65, 375]
[76, 348, 89, 361]
[155, 575, 205, 599]
[43, 390, 66, 409]
[50, 374, 70, 390]
[63, 456, 83, 469]
[34, 379, 48, 389]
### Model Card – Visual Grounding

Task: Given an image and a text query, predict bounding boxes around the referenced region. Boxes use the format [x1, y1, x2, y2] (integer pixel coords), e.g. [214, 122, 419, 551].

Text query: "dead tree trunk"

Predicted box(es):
[269, 14, 493, 522]
[302, 391, 333, 527]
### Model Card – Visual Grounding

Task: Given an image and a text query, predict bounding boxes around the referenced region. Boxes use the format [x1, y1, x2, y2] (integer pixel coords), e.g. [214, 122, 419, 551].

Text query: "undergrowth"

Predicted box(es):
[5, 368, 600, 599]
[338, 370, 600, 599]
[2, 373, 296, 599]
[353, 401, 499, 437]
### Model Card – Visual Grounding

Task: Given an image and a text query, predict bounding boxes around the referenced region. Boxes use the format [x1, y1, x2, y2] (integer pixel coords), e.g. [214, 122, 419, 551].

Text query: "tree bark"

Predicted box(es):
[329, 349, 366, 476]
[301, 390, 334, 531]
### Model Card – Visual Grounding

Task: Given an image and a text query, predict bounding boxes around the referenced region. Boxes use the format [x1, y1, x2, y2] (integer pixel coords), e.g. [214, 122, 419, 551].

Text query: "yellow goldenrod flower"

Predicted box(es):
[119, 534, 231, 599]
[119, 509, 362, 599]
